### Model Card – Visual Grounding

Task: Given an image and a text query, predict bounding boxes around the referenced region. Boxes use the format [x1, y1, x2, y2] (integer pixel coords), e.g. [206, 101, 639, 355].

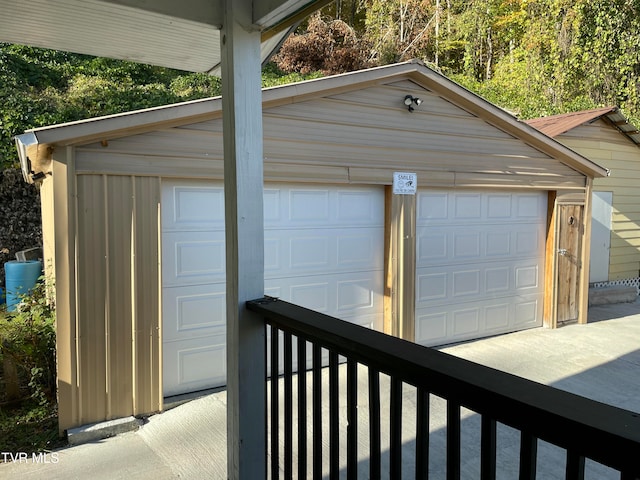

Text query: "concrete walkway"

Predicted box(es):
[2, 299, 639, 479]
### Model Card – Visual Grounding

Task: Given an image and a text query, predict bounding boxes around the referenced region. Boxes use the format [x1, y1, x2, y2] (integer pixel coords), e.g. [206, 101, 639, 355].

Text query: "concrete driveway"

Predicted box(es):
[2, 299, 639, 479]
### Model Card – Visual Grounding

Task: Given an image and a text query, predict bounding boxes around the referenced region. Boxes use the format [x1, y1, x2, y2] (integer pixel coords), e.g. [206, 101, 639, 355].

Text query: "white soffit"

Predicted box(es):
[0, 0, 325, 73]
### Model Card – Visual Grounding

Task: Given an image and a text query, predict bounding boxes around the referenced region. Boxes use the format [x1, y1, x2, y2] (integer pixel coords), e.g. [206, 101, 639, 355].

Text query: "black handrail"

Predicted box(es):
[248, 297, 640, 479]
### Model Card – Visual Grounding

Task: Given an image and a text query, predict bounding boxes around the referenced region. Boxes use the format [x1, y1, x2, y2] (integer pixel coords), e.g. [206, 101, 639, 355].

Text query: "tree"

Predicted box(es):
[364, 0, 437, 65]
[273, 13, 372, 75]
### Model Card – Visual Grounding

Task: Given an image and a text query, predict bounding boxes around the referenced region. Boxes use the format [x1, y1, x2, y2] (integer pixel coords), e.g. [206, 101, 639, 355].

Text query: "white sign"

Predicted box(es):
[393, 172, 417, 195]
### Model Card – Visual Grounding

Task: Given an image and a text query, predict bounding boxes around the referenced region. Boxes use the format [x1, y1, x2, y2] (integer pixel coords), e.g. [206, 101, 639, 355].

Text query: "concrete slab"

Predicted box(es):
[1, 299, 638, 479]
[67, 416, 143, 446]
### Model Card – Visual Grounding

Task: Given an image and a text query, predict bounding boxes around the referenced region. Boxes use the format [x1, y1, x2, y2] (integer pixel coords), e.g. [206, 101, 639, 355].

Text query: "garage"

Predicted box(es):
[17, 60, 608, 431]
[415, 190, 547, 346]
[162, 179, 384, 396]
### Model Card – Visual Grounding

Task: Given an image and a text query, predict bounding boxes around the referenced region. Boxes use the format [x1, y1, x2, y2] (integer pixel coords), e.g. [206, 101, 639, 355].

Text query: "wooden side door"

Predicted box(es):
[556, 204, 584, 324]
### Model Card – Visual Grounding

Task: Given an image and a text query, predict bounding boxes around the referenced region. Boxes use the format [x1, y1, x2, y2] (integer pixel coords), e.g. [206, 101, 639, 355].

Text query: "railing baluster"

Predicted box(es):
[283, 331, 293, 479]
[519, 431, 538, 480]
[481, 416, 497, 480]
[416, 387, 430, 479]
[565, 449, 585, 480]
[347, 359, 358, 479]
[369, 368, 382, 480]
[330, 351, 339, 480]
[249, 299, 640, 480]
[390, 377, 403, 479]
[312, 343, 322, 479]
[297, 337, 307, 480]
[447, 400, 461, 480]
[270, 326, 280, 480]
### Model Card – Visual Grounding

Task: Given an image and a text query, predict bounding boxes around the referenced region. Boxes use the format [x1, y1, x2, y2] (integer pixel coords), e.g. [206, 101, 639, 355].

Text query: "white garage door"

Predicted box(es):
[162, 179, 384, 397]
[415, 190, 547, 347]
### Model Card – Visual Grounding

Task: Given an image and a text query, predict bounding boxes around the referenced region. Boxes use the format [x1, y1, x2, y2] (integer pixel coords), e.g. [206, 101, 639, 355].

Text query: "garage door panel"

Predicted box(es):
[418, 191, 546, 225]
[265, 227, 383, 276]
[416, 190, 546, 346]
[162, 181, 225, 231]
[163, 284, 225, 342]
[265, 272, 382, 330]
[163, 334, 226, 397]
[416, 293, 543, 346]
[417, 260, 542, 307]
[417, 224, 543, 267]
[264, 185, 383, 227]
[163, 231, 226, 286]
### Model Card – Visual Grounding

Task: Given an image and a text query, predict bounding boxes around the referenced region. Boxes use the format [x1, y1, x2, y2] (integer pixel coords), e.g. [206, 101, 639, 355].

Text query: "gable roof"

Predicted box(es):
[15, 60, 609, 180]
[526, 107, 640, 147]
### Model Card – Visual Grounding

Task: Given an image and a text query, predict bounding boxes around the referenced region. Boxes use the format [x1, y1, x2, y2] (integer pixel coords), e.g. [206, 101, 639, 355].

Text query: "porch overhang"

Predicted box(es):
[0, 0, 330, 74]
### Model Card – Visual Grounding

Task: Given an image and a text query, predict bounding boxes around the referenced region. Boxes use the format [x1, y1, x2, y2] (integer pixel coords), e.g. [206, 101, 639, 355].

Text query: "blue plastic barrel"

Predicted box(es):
[4, 260, 42, 312]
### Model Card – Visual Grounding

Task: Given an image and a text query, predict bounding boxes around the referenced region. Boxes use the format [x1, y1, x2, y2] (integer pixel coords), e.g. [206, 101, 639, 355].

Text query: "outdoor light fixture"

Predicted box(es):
[404, 95, 423, 112]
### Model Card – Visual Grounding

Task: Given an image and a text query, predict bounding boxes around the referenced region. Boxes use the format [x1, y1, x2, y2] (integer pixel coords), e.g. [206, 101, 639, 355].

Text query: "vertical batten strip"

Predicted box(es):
[130, 176, 137, 415]
[103, 174, 111, 420]
[155, 176, 163, 412]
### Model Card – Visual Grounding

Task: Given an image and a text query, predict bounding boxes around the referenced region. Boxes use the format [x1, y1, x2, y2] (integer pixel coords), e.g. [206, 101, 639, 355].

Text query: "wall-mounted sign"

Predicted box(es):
[393, 172, 417, 195]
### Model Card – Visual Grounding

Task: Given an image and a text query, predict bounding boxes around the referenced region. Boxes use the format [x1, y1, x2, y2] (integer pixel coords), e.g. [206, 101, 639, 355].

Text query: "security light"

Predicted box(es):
[404, 95, 423, 112]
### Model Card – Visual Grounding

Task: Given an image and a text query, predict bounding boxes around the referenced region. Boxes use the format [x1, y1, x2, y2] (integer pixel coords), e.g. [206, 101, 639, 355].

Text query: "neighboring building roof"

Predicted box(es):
[15, 60, 610, 180]
[526, 107, 640, 146]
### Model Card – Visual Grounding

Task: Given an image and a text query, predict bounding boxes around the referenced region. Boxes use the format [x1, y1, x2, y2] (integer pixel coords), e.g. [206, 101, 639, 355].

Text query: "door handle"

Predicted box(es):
[558, 248, 568, 256]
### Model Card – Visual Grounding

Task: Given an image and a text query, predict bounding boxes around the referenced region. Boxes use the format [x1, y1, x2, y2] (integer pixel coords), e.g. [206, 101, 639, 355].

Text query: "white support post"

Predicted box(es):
[221, 1, 266, 478]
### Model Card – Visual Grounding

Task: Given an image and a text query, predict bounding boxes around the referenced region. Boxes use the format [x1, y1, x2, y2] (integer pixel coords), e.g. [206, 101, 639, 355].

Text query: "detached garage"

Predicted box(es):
[16, 60, 608, 431]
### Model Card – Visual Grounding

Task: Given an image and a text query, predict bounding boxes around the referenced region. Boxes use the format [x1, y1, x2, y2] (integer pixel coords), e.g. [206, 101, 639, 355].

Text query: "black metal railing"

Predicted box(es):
[247, 297, 640, 480]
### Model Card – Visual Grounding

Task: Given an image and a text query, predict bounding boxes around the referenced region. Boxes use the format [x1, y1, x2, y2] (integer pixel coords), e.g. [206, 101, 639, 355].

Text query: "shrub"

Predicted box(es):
[0, 277, 55, 406]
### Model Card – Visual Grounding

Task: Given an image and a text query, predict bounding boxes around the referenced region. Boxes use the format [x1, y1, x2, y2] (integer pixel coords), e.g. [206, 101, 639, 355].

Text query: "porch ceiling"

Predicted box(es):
[0, 0, 330, 73]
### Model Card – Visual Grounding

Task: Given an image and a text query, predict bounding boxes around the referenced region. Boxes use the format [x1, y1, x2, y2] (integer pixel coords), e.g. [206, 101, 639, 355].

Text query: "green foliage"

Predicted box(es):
[0, 168, 42, 288]
[261, 63, 324, 88]
[0, 277, 56, 407]
[3, 2, 640, 168]
[0, 400, 62, 453]
[0, 43, 223, 169]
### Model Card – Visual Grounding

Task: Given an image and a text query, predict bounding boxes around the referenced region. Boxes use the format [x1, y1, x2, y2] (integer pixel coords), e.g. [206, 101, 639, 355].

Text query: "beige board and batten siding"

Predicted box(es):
[74, 174, 162, 427]
[553, 119, 640, 281]
[76, 80, 587, 191]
